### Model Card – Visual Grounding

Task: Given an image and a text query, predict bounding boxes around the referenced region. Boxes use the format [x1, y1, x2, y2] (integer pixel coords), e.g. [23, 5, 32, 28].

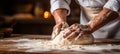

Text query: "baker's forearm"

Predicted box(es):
[88, 8, 119, 32]
[53, 8, 68, 24]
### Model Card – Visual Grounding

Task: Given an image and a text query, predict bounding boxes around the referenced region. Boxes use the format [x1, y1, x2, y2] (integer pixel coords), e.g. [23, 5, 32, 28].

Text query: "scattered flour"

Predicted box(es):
[9, 38, 120, 53]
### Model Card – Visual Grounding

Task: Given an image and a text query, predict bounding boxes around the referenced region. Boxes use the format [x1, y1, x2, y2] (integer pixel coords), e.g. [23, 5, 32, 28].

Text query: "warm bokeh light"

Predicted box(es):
[44, 11, 51, 19]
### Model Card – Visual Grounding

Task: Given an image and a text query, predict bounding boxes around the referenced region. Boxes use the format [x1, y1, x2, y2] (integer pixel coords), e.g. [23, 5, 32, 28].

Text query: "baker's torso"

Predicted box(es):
[77, 0, 108, 20]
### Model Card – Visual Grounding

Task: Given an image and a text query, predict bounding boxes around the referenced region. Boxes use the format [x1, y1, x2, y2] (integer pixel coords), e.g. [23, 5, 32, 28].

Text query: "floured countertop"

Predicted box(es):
[0, 34, 120, 54]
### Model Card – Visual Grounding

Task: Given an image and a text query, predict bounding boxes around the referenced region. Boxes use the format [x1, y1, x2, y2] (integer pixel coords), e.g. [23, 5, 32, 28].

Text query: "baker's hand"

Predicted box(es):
[63, 23, 80, 40]
[51, 22, 69, 39]
[63, 23, 91, 41]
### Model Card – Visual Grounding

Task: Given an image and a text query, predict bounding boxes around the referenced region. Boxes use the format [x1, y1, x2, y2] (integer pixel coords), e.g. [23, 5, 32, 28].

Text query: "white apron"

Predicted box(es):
[76, 0, 120, 38]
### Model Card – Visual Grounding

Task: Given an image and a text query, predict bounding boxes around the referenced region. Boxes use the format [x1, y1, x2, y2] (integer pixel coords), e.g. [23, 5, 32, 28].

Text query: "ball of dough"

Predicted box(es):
[51, 28, 94, 45]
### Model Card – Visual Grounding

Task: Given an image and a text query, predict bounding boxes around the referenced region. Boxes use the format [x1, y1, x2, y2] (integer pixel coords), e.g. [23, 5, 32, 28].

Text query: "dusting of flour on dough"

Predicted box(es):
[51, 28, 94, 45]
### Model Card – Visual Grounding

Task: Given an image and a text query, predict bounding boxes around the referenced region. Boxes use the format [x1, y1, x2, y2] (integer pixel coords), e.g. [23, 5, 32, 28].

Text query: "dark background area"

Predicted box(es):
[0, 0, 80, 35]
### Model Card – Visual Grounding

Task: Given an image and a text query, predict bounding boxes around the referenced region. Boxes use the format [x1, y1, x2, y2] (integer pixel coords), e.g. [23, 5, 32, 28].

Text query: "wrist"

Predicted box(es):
[80, 24, 92, 33]
[55, 16, 67, 24]
[56, 20, 67, 25]
[53, 9, 67, 25]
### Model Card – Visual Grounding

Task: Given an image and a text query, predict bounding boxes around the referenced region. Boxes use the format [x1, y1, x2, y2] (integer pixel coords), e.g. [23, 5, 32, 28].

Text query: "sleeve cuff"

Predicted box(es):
[104, 0, 120, 12]
[50, 1, 70, 16]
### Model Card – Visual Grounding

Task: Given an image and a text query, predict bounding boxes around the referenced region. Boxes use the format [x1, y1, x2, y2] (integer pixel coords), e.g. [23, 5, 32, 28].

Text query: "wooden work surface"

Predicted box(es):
[0, 34, 120, 54]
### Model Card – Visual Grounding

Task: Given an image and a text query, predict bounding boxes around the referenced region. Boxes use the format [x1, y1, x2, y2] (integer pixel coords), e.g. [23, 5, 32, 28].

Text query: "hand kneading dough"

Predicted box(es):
[51, 28, 94, 45]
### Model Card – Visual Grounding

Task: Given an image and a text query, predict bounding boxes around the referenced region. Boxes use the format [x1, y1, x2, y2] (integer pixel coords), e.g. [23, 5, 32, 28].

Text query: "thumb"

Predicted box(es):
[61, 22, 69, 30]
[51, 24, 62, 40]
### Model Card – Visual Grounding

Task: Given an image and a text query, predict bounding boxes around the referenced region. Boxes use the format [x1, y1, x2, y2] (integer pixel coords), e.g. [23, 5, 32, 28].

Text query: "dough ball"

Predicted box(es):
[51, 28, 94, 45]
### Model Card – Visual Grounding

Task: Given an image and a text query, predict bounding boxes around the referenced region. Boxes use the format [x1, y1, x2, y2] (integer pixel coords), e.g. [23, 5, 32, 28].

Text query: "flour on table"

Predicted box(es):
[10, 38, 120, 53]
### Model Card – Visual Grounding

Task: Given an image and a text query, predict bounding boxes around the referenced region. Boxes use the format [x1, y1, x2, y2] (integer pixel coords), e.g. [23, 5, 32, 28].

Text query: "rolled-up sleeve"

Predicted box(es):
[104, 0, 120, 12]
[50, 0, 71, 15]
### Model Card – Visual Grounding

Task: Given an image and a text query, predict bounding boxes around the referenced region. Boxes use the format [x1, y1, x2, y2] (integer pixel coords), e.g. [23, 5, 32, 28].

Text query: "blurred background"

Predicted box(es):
[0, 0, 80, 35]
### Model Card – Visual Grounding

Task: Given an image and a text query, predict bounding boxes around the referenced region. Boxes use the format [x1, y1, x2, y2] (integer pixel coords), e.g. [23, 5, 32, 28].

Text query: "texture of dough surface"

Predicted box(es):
[51, 28, 94, 45]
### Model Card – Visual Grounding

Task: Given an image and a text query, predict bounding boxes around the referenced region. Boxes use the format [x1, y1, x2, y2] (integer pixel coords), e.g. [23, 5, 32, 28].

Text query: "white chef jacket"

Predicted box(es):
[50, 0, 120, 39]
